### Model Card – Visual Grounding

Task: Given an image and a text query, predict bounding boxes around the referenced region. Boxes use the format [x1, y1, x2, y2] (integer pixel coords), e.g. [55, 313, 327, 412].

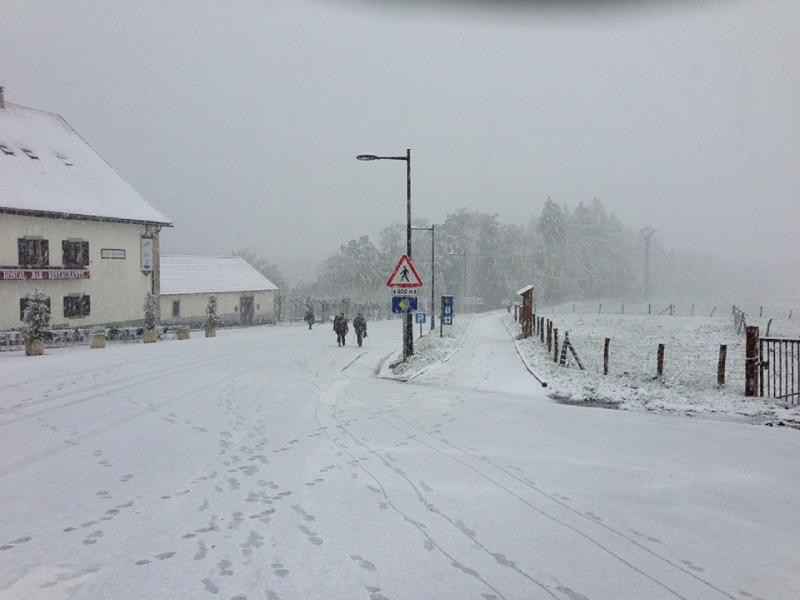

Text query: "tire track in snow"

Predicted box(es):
[0, 350, 285, 478]
[0, 343, 274, 425]
[310, 388, 512, 600]
[352, 388, 736, 600]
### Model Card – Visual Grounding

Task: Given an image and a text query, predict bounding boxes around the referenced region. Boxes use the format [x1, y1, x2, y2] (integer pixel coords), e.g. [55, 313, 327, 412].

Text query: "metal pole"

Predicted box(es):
[404, 148, 413, 360]
[430, 224, 435, 331]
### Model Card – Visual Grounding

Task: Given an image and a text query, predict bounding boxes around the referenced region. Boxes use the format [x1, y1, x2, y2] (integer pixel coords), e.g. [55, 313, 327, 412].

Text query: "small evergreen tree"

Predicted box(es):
[205, 295, 219, 330]
[23, 289, 50, 345]
[143, 292, 157, 331]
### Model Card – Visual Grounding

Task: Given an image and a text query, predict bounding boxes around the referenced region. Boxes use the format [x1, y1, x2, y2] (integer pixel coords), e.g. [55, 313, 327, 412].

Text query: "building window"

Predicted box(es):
[64, 295, 90, 318]
[19, 296, 50, 321]
[18, 238, 49, 267]
[172, 300, 180, 318]
[101, 248, 126, 259]
[62, 240, 89, 267]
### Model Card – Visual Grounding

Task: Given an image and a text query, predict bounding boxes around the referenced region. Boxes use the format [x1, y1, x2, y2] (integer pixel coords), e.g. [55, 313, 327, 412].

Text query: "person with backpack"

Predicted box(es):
[333, 313, 349, 347]
[353, 313, 367, 347]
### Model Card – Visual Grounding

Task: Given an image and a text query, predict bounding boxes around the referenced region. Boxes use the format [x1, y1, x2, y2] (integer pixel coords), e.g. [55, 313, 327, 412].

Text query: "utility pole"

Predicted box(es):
[640, 227, 656, 298]
[412, 224, 435, 331]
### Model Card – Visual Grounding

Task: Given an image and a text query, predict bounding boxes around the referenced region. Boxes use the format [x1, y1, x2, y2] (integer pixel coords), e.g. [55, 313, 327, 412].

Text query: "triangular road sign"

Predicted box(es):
[387, 254, 423, 288]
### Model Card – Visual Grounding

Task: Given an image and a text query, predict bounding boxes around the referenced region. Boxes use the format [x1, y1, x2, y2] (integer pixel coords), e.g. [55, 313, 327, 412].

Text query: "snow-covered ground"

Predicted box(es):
[515, 311, 800, 426]
[1, 313, 799, 599]
[385, 317, 472, 380]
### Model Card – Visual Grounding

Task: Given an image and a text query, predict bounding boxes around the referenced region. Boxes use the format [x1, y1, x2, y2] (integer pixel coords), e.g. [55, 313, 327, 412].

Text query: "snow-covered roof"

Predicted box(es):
[160, 255, 278, 295]
[516, 285, 535, 295]
[0, 102, 171, 225]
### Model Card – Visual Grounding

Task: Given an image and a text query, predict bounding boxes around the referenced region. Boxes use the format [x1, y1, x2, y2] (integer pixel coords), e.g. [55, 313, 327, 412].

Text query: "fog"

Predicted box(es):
[1, 0, 797, 294]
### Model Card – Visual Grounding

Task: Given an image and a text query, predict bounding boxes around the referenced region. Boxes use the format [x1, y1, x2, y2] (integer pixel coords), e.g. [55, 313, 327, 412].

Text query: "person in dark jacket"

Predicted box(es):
[304, 308, 315, 330]
[353, 313, 367, 347]
[333, 313, 349, 346]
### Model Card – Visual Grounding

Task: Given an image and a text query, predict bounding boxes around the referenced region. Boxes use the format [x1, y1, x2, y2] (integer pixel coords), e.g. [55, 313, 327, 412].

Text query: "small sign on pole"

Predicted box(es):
[415, 312, 426, 337]
[440, 295, 454, 337]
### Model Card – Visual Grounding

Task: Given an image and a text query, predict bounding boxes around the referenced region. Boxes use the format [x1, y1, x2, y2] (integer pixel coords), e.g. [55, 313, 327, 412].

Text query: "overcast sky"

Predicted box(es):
[1, 0, 798, 285]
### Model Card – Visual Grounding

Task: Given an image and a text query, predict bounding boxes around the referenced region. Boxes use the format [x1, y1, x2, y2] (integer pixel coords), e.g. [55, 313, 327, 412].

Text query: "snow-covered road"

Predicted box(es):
[1, 314, 798, 600]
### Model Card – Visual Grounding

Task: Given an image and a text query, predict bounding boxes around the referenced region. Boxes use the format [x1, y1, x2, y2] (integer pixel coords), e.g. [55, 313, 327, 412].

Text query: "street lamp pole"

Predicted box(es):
[356, 149, 414, 359]
[412, 224, 435, 331]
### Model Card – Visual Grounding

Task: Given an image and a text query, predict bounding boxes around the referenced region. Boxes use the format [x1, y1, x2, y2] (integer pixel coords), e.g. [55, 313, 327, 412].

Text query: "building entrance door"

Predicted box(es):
[240, 296, 254, 325]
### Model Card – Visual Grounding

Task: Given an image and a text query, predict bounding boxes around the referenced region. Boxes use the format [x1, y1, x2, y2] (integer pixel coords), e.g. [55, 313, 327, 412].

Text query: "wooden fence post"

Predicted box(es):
[572, 303, 575, 313]
[553, 328, 559, 362]
[745, 326, 759, 397]
[598, 304, 602, 314]
[559, 333, 569, 366]
[691, 303, 695, 316]
[717, 344, 727, 386]
[709, 306, 716, 317]
[759, 306, 763, 317]
[656, 343, 665, 378]
[648, 303, 651, 315]
[621, 303, 624, 315]
[546, 321, 552, 352]
[603, 338, 610, 375]
[669, 304, 674, 316]
[540, 317, 545, 342]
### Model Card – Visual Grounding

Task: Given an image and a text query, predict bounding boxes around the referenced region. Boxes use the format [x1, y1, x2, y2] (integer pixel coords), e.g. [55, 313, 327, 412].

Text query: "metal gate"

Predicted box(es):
[759, 337, 800, 406]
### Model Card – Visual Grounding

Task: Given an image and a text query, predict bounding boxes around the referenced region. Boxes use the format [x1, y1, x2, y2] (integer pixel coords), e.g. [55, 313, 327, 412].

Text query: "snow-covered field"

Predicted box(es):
[1, 313, 799, 599]
[515, 310, 800, 426]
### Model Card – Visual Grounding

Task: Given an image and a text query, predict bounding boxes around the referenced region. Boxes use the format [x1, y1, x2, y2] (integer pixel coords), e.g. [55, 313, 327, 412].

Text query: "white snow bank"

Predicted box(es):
[384, 317, 473, 381]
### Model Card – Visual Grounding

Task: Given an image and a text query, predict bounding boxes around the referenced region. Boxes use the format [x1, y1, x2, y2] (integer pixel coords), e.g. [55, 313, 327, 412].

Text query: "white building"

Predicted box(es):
[159, 255, 277, 327]
[0, 88, 171, 331]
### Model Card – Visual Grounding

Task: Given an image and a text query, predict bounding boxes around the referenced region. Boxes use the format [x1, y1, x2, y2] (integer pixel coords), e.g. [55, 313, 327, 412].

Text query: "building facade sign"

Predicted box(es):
[0, 269, 90, 281]
[141, 237, 154, 273]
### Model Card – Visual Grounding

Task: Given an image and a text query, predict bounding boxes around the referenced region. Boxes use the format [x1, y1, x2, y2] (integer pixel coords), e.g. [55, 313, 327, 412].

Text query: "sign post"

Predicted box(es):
[387, 254, 423, 360]
[440, 295, 454, 338]
[415, 312, 426, 337]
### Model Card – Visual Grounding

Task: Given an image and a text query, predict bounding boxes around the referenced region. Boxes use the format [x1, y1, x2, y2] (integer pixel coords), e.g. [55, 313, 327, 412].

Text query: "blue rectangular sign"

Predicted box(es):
[392, 295, 418, 314]
[441, 295, 454, 325]
[415, 312, 426, 324]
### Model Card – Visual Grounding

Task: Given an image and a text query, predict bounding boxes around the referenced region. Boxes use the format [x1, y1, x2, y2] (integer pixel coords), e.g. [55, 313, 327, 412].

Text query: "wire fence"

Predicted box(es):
[532, 311, 748, 392]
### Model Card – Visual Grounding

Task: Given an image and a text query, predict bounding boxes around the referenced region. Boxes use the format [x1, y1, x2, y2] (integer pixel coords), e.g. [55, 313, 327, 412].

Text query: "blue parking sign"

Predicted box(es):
[392, 295, 418, 314]
[415, 312, 426, 324]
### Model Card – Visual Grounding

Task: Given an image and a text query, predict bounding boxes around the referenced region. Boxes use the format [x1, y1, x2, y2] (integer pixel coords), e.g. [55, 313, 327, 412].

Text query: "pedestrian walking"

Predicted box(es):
[304, 308, 315, 330]
[333, 312, 349, 347]
[353, 313, 367, 347]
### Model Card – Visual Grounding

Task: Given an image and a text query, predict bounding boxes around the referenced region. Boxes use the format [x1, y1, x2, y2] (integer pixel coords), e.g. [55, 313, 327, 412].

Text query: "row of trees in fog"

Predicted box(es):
[239, 197, 751, 312]
[294, 198, 650, 308]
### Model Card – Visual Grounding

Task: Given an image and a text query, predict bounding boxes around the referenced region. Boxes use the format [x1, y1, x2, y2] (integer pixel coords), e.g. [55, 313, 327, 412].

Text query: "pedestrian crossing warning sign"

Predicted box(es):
[386, 254, 423, 288]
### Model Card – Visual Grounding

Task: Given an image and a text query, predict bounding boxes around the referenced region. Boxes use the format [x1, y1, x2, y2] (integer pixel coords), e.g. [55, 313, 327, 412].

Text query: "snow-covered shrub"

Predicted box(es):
[22, 288, 51, 344]
[205, 295, 219, 330]
[143, 292, 157, 331]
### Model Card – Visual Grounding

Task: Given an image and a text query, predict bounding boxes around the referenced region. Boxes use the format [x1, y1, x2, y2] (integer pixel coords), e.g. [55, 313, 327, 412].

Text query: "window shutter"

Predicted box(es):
[82, 241, 90, 266]
[82, 295, 91, 316]
[41, 240, 49, 266]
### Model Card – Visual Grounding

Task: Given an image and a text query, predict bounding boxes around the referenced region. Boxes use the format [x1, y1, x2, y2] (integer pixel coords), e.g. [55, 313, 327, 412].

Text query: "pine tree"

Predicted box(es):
[23, 289, 50, 345]
[143, 292, 157, 331]
[205, 295, 219, 330]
